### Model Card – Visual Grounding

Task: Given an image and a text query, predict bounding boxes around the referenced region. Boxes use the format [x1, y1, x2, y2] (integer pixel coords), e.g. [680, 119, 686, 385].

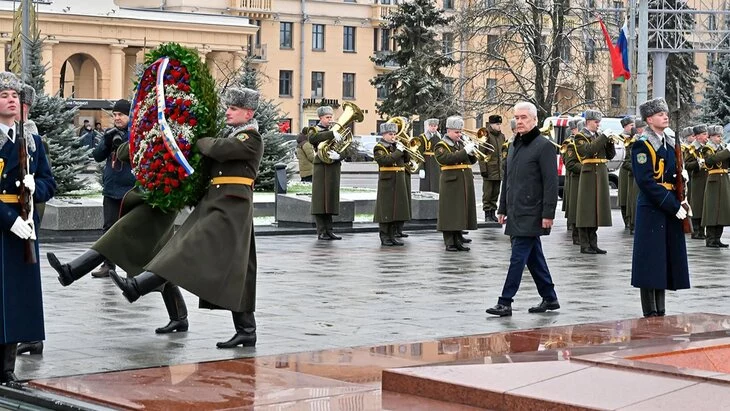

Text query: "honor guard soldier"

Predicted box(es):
[434, 116, 478, 251]
[479, 115, 506, 222]
[685, 124, 709, 239]
[631, 98, 690, 317]
[574, 110, 615, 253]
[309, 106, 343, 240]
[700, 125, 730, 248]
[563, 119, 582, 245]
[373, 122, 411, 246]
[416, 118, 442, 193]
[0, 72, 56, 386]
[617, 116, 635, 228]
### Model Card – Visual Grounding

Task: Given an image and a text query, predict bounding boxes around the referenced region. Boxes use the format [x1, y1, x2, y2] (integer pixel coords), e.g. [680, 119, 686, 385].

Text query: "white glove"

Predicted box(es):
[333, 130, 343, 142]
[419, 169, 426, 179]
[698, 158, 705, 167]
[22, 174, 35, 195]
[10, 217, 32, 240]
[395, 142, 406, 152]
[676, 204, 688, 220]
[681, 200, 693, 217]
[327, 150, 341, 161]
[464, 142, 476, 155]
[26, 219, 36, 240]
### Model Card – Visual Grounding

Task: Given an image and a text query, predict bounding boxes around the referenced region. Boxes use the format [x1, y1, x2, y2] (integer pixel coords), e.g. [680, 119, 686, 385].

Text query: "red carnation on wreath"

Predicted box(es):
[128, 43, 220, 212]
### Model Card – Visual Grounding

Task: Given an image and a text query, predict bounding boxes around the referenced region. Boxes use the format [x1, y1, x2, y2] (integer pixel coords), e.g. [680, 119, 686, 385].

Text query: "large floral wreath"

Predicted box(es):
[129, 43, 219, 212]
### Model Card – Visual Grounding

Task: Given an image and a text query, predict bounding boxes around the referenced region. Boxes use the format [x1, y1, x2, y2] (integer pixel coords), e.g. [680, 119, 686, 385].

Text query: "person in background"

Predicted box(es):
[295, 132, 315, 182]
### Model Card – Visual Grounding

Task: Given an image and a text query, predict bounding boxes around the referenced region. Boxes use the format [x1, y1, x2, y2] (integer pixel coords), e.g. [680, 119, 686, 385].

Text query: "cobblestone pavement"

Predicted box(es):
[17, 209, 730, 381]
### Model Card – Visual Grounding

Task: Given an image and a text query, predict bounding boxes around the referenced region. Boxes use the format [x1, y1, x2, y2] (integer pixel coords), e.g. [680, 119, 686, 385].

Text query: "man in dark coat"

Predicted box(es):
[91, 99, 136, 277]
[478, 115, 505, 222]
[47, 142, 187, 335]
[575, 109, 615, 254]
[617, 116, 635, 228]
[486, 102, 559, 317]
[416, 118, 441, 193]
[373, 122, 410, 246]
[686, 124, 709, 239]
[631, 98, 690, 317]
[700, 125, 730, 248]
[309, 106, 343, 240]
[0, 72, 56, 385]
[434, 116, 478, 251]
[109, 87, 264, 349]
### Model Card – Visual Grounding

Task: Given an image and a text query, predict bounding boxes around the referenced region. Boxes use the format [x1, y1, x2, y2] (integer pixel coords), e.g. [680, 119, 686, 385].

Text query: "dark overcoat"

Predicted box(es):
[373, 141, 410, 223]
[309, 125, 341, 215]
[685, 141, 708, 217]
[575, 130, 615, 227]
[0, 131, 56, 343]
[563, 139, 582, 226]
[498, 127, 558, 237]
[618, 133, 632, 208]
[417, 132, 442, 193]
[478, 127, 505, 180]
[434, 137, 477, 231]
[701, 143, 730, 226]
[146, 125, 263, 312]
[631, 132, 690, 290]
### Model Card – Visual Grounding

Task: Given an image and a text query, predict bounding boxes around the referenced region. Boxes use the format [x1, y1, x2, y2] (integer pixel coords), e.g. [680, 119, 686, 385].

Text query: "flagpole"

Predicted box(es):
[627, 0, 636, 115]
[637, 0, 649, 112]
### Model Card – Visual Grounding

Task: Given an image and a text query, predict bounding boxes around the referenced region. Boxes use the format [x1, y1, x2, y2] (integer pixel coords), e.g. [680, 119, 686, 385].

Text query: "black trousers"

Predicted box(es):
[102, 196, 123, 266]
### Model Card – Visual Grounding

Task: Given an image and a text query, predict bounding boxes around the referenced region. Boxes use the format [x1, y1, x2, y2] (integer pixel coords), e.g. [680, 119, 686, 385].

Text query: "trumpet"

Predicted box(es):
[605, 133, 625, 145]
[461, 128, 495, 161]
[386, 117, 425, 173]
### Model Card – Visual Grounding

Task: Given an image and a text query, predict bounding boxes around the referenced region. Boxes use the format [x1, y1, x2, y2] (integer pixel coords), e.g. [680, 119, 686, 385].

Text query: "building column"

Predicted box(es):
[41, 40, 58, 95]
[198, 47, 210, 64]
[206, 51, 218, 82]
[109, 44, 126, 100]
[0, 39, 9, 74]
[232, 50, 246, 74]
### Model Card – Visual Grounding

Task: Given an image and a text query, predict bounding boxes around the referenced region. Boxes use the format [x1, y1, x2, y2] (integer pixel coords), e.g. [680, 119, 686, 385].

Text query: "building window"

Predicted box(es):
[442, 32, 454, 54]
[485, 0, 496, 7]
[486, 78, 497, 101]
[707, 52, 716, 72]
[443, 0, 454, 9]
[487, 35, 500, 58]
[280, 22, 293, 49]
[279, 70, 293, 96]
[560, 40, 571, 64]
[610, 84, 621, 108]
[311, 72, 324, 98]
[381, 28, 391, 51]
[252, 20, 262, 47]
[343, 73, 355, 99]
[585, 80, 595, 102]
[476, 113, 484, 128]
[312, 24, 325, 51]
[343, 26, 356, 52]
[443, 78, 454, 96]
[584, 38, 595, 63]
[376, 76, 390, 100]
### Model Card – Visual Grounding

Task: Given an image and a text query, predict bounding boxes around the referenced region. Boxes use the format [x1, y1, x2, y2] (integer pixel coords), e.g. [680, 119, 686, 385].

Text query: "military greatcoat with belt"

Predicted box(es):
[563, 138, 582, 226]
[618, 132, 633, 209]
[701, 142, 730, 227]
[309, 124, 341, 215]
[146, 123, 263, 312]
[373, 141, 411, 223]
[417, 131, 442, 193]
[574, 129, 615, 227]
[0, 128, 56, 344]
[434, 137, 478, 231]
[624, 137, 639, 227]
[685, 140, 708, 218]
[631, 130, 690, 291]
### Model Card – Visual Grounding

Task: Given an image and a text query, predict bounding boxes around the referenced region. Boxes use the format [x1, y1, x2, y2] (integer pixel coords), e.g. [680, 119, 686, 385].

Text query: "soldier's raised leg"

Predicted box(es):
[48, 249, 107, 286]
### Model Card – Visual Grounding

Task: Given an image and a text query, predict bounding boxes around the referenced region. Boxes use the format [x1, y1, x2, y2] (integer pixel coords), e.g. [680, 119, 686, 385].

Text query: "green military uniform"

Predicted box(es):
[624, 137, 639, 234]
[309, 124, 342, 239]
[685, 139, 707, 238]
[701, 141, 730, 247]
[574, 128, 615, 253]
[617, 132, 633, 227]
[416, 131, 442, 193]
[373, 141, 411, 246]
[478, 125, 505, 221]
[434, 136, 478, 249]
[563, 138, 582, 245]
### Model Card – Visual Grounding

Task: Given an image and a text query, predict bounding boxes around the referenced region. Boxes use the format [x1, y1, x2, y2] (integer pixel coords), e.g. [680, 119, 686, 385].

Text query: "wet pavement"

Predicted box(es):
[17, 208, 730, 383]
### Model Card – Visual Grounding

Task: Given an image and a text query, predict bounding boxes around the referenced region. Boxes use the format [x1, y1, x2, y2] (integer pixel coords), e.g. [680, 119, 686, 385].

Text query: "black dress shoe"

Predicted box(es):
[486, 304, 512, 317]
[216, 333, 256, 349]
[318, 233, 333, 241]
[48, 253, 74, 286]
[459, 237, 473, 243]
[16, 341, 43, 355]
[155, 319, 189, 334]
[445, 245, 459, 252]
[456, 243, 471, 251]
[580, 247, 597, 254]
[391, 237, 405, 246]
[719, 242, 729, 248]
[395, 232, 409, 238]
[528, 299, 560, 313]
[326, 231, 342, 240]
[706, 242, 721, 248]
[0, 371, 21, 389]
[381, 238, 395, 246]
[593, 246, 607, 254]
[691, 233, 702, 239]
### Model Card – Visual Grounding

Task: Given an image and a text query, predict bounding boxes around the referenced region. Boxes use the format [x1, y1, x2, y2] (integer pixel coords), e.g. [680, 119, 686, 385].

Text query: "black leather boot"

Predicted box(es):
[156, 284, 189, 334]
[217, 312, 257, 348]
[394, 221, 408, 238]
[48, 250, 106, 287]
[16, 341, 43, 355]
[325, 215, 342, 240]
[109, 270, 167, 303]
[390, 224, 404, 246]
[640, 288, 657, 317]
[655, 289, 666, 316]
[380, 224, 395, 246]
[0, 344, 20, 388]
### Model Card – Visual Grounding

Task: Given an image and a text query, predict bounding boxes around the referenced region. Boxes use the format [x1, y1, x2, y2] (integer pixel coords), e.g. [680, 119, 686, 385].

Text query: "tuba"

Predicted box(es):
[387, 117, 425, 173]
[462, 128, 495, 161]
[316, 102, 365, 164]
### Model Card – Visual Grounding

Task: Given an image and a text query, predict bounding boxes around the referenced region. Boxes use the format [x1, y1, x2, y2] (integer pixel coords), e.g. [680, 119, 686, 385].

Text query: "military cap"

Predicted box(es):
[679, 126, 693, 139]
[584, 109, 602, 121]
[708, 125, 724, 136]
[620, 116, 634, 127]
[424, 118, 440, 126]
[567, 119, 579, 129]
[0, 72, 22, 93]
[639, 98, 669, 121]
[380, 122, 397, 134]
[576, 119, 586, 130]
[223, 87, 259, 110]
[634, 119, 647, 129]
[693, 124, 708, 135]
[488, 114, 502, 124]
[316, 106, 334, 117]
[21, 84, 36, 107]
[445, 116, 464, 130]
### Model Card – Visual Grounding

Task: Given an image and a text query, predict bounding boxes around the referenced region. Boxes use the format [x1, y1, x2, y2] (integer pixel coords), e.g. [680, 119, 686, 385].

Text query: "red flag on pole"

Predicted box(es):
[598, 18, 631, 82]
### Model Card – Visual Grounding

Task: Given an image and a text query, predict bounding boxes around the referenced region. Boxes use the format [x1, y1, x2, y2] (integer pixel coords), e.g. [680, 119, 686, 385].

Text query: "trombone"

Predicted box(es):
[386, 117, 425, 173]
[461, 128, 496, 161]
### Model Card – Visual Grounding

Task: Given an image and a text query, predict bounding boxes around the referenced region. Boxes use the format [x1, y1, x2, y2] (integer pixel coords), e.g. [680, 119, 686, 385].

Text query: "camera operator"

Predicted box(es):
[91, 99, 135, 278]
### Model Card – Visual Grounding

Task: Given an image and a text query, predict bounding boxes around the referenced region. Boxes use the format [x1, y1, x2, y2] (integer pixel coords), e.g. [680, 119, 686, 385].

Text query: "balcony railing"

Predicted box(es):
[302, 98, 341, 109]
[247, 44, 267, 62]
[238, 0, 272, 11]
[231, 0, 273, 18]
[371, 4, 396, 21]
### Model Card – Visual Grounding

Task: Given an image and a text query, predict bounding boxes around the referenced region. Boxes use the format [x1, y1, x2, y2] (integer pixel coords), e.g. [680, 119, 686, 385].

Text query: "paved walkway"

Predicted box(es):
[16, 209, 730, 381]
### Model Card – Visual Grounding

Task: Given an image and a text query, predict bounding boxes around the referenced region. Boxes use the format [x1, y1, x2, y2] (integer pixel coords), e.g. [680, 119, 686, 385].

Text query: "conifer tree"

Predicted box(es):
[699, 52, 730, 126]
